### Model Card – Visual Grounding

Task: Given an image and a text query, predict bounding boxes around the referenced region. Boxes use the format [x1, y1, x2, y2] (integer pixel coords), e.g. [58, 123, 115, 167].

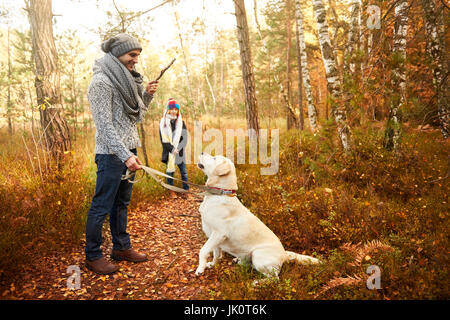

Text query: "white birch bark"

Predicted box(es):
[347, 0, 362, 73]
[286, 0, 296, 130]
[393, 0, 408, 96]
[313, 0, 351, 151]
[295, 0, 318, 131]
[421, 0, 448, 138]
[385, 0, 408, 150]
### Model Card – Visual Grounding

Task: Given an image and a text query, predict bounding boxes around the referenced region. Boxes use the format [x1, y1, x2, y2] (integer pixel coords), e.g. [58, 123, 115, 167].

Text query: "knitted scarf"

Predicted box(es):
[159, 110, 183, 173]
[95, 52, 145, 122]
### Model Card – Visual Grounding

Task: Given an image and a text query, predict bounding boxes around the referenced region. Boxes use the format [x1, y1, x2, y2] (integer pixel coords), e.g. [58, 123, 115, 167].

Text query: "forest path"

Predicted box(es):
[3, 194, 228, 300]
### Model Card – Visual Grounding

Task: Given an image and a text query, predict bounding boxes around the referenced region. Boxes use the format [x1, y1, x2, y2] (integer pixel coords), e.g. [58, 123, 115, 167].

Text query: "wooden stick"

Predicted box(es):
[154, 58, 176, 81]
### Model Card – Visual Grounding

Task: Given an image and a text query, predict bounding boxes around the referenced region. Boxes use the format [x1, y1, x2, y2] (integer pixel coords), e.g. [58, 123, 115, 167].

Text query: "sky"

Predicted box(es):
[0, 0, 264, 68]
[52, 0, 239, 46]
[1, 0, 249, 50]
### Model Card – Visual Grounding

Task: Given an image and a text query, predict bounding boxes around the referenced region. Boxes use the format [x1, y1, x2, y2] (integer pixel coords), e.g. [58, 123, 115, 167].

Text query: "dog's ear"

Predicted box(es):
[213, 161, 231, 176]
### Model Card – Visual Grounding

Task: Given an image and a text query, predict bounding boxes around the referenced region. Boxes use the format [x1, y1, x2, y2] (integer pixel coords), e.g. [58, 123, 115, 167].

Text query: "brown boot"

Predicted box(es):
[85, 257, 119, 275]
[111, 248, 148, 263]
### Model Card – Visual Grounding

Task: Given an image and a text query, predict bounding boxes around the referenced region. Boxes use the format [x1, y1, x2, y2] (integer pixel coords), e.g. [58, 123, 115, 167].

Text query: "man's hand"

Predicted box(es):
[125, 155, 142, 172]
[146, 80, 158, 95]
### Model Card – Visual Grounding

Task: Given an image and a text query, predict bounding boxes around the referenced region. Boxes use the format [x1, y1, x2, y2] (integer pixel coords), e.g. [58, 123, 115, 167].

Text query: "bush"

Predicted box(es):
[0, 126, 198, 280]
[0, 131, 95, 279]
[214, 124, 449, 299]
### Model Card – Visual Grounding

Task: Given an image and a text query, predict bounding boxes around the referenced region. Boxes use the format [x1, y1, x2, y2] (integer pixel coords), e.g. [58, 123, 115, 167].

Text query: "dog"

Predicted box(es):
[195, 153, 319, 278]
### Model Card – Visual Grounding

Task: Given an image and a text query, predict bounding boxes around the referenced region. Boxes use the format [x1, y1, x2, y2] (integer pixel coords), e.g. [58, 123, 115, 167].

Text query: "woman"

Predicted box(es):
[159, 98, 189, 197]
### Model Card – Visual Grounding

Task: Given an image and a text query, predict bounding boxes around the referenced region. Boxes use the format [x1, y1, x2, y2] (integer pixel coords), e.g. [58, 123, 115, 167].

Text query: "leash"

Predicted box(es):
[121, 165, 237, 198]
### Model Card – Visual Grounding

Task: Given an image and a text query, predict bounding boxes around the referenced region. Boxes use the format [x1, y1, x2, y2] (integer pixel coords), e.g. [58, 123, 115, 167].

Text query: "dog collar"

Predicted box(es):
[207, 187, 237, 196]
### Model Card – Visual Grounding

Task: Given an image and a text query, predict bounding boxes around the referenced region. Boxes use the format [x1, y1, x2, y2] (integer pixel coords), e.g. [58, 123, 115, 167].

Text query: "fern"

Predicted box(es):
[348, 240, 394, 267]
[315, 273, 365, 298]
[315, 240, 394, 298]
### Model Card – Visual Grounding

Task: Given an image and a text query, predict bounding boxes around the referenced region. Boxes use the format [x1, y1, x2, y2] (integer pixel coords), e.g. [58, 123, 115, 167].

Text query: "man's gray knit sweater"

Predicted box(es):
[87, 63, 153, 162]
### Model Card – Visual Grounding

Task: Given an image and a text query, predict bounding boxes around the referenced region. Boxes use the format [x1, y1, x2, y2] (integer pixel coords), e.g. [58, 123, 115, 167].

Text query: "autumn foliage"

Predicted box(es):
[0, 0, 449, 301]
[2, 120, 448, 299]
[211, 124, 449, 299]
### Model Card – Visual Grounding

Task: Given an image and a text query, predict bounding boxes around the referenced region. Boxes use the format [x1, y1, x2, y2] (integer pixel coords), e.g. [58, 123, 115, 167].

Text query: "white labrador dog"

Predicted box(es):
[195, 153, 319, 278]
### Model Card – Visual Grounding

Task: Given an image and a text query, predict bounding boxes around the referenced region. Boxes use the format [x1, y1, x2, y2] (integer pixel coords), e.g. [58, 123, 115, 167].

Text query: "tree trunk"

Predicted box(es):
[71, 63, 77, 141]
[233, 0, 260, 135]
[26, 0, 71, 163]
[347, 0, 362, 74]
[295, 24, 304, 131]
[212, 28, 218, 117]
[280, 81, 299, 128]
[219, 46, 224, 118]
[384, 0, 408, 150]
[205, 73, 216, 112]
[295, 0, 318, 132]
[421, 0, 448, 139]
[286, 0, 296, 130]
[393, 0, 408, 99]
[139, 122, 149, 166]
[174, 10, 195, 119]
[27, 81, 35, 134]
[313, 0, 351, 151]
[7, 27, 13, 135]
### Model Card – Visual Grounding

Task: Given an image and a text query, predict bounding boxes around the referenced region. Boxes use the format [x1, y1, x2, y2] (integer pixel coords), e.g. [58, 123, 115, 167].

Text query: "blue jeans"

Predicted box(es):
[166, 162, 189, 190]
[85, 150, 136, 261]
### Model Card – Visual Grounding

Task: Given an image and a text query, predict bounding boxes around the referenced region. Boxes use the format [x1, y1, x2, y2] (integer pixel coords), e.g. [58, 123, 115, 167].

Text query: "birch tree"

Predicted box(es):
[6, 27, 13, 135]
[234, 0, 260, 135]
[285, 0, 297, 130]
[26, 0, 71, 163]
[295, 0, 318, 132]
[421, 0, 448, 139]
[347, 0, 362, 75]
[384, 0, 408, 150]
[295, 19, 304, 131]
[313, 0, 351, 151]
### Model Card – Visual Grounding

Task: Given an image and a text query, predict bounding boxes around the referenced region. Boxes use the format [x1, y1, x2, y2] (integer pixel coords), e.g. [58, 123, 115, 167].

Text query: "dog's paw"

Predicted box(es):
[206, 262, 215, 269]
[195, 267, 204, 276]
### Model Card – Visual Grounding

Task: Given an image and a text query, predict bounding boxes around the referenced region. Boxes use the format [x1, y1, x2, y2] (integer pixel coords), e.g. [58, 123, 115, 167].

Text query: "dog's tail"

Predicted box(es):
[285, 251, 320, 265]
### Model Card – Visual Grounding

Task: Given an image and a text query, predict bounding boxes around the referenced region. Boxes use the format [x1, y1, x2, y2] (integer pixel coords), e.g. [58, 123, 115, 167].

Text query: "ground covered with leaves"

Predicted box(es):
[0, 125, 448, 300]
[0, 194, 227, 300]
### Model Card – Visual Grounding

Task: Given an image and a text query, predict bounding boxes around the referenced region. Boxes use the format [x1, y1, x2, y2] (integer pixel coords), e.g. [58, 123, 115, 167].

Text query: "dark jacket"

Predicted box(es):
[159, 119, 187, 164]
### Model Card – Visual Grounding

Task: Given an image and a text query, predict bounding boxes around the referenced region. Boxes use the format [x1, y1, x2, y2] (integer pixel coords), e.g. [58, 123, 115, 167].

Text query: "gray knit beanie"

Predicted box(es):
[101, 33, 142, 57]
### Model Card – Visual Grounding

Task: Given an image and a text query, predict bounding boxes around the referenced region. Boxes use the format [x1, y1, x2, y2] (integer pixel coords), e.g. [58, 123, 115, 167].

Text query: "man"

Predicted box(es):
[85, 33, 158, 274]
